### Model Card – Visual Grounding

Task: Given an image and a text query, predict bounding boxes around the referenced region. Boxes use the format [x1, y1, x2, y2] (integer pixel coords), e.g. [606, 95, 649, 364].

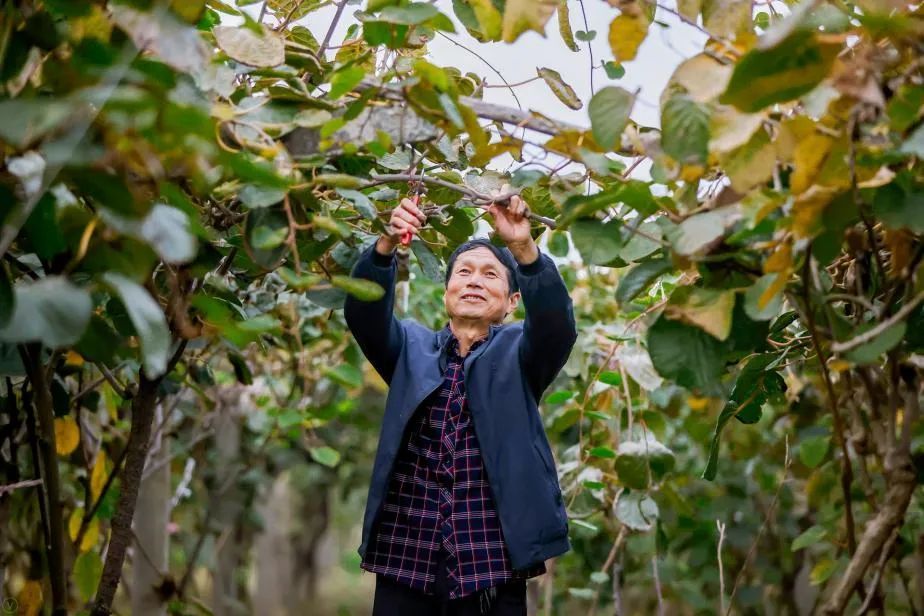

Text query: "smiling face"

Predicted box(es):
[444, 247, 520, 325]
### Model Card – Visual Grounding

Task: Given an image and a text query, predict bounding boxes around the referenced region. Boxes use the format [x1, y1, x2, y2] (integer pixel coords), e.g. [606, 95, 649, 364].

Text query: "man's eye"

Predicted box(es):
[486, 271, 497, 278]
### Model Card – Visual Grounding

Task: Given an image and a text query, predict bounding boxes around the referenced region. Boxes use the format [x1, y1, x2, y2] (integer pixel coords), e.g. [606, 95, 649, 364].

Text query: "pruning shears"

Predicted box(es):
[400, 163, 427, 247]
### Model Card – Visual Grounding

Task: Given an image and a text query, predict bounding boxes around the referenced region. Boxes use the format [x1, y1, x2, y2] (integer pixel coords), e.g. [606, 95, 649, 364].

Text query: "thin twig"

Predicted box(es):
[0, 478, 43, 496]
[576, 0, 595, 96]
[717, 520, 727, 615]
[855, 528, 899, 615]
[435, 32, 523, 112]
[319, 0, 347, 58]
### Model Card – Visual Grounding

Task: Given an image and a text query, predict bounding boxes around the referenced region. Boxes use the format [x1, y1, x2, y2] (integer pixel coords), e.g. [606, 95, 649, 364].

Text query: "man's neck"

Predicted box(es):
[449, 320, 492, 357]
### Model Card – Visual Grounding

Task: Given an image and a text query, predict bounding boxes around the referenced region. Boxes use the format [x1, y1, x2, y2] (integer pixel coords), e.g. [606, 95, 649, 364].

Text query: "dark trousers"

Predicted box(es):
[371, 548, 527, 616]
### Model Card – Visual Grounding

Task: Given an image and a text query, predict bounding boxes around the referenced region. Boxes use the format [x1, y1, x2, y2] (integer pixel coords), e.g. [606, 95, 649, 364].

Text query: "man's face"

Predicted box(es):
[444, 247, 520, 324]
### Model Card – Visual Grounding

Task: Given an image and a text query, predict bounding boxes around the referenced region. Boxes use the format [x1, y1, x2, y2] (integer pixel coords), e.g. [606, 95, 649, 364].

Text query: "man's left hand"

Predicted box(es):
[487, 186, 539, 265]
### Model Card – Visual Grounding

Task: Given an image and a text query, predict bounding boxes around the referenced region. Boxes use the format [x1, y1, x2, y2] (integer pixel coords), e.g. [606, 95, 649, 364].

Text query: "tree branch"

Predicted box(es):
[19, 344, 67, 616]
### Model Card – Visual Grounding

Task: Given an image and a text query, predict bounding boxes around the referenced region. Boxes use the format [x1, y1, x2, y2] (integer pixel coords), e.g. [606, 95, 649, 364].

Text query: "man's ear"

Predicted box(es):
[506, 291, 521, 317]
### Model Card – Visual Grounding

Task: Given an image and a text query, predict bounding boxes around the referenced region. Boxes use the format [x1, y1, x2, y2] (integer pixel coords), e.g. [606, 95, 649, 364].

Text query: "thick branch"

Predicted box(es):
[19, 344, 67, 616]
[91, 374, 162, 616]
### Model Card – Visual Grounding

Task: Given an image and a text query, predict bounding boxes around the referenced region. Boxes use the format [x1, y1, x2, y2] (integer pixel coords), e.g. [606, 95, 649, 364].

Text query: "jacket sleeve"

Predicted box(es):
[343, 243, 405, 384]
[516, 251, 578, 399]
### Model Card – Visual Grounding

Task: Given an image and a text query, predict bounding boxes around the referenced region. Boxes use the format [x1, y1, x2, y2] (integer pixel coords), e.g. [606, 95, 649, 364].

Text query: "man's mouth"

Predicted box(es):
[460, 293, 486, 302]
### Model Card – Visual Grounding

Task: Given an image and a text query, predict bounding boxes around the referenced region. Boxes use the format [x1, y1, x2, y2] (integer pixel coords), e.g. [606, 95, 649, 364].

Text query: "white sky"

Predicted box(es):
[243, 1, 706, 130]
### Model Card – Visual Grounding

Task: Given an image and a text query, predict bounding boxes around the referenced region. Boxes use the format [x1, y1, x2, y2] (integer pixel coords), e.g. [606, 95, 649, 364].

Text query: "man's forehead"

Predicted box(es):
[454, 246, 504, 267]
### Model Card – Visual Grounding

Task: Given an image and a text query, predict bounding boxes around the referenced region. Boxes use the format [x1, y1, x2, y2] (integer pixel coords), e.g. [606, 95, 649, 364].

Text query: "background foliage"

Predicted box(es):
[0, 0, 923, 614]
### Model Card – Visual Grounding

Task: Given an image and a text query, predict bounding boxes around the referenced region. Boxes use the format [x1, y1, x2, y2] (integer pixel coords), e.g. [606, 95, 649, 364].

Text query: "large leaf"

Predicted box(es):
[608, 12, 650, 62]
[670, 207, 737, 256]
[111, 5, 208, 73]
[139, 204, 197, 264]
[558, 0, 579, 51]
[571, 219, 623, 265]
[614, 437, 675, 489]
[102, 273, 171, 378]
[720, 31, 839, 113]
[588, 87, 634, 151]
[647, 315, 725, 395]
[0, 98, 74, 148]
[213, 25, 285, 67]
[616, 257, 672, 306]
[0, 277, 92, 348]
[470, 0, 502, 40]
[665, 287, 736, 341]
[613, 491, 659, 531]
[502, 0, 557, 42]
[661, 92, 710, 166]
[538, 68, 582, 110]
[331, 275, 385, 301]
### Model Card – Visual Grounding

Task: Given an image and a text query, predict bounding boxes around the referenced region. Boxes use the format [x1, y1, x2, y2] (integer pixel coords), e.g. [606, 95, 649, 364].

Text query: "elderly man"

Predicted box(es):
[344, 193, 577, 616]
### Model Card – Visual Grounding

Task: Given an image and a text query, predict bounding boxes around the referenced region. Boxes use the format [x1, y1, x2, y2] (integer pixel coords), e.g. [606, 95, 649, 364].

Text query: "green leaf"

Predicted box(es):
[558, 0, 579, 51]
[575, 29, 596, 41]
[0, 98, 74, 148]
[213, 25, 285, 67]
[603, 61, 625, 79]
[325, 364, 363, 388]
[545, 390, 574, 404]
[571, 219, 623, 265]
[331, 275, 385, 301]
[617, 258, 672, 306]
[614, 491, 659, 531]
[411, 241, 442, 282]
[470, 0, 502, 40]
[570, 519, 599, 534]
[615, 438, 675, 489]
[810, 558, 838, 585]
[599, 371, 622, 386]
[329, 65, 366, 99]
[588, 87, 634, 151]
[139, 204, 197, 264]
[548, 230, 570, 257]
[251, 224, 288, 250]
[102, 273, 171, 379]
[309, 446, 341, 467]
[792, 525, 827, 552]
[661, 92, 710, 166]
[0, 277, 92, 349]
[843, 321, 907, 365]
[619, 222, 662, 262]
[799, 435, 830, 468]
[239, 185, 286, 209]
[376, 3, 440, 24]
[670, 207, 735, 256]
[337, 188, 377, 219]
[744, 274, 785, 321]
[647, 315, 725, 395]
[588, 445, 617, 459]
[312, 173, 365, 189]
[74, 552, 103, 603]
[720, 31, 839, 113]
[872, 183, 924, 234]
[538, 67, 582, 110]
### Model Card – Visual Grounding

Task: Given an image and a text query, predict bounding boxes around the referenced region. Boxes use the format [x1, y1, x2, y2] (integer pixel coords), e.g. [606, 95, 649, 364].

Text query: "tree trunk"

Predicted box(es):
[212, 398, 242, 616]
[92, 375, 162, 616]
[131, 403, 169, 616]
[819, 462, 917, 615]
[254, 473, 295, 616]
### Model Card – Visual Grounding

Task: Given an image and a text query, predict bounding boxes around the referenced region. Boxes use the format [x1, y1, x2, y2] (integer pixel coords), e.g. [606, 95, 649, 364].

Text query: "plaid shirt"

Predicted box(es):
[361, 333, 546, 599]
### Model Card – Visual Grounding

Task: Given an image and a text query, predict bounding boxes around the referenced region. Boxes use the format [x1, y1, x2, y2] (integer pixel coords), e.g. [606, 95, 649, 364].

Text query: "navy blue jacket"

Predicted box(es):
[344, 243, 578, 570]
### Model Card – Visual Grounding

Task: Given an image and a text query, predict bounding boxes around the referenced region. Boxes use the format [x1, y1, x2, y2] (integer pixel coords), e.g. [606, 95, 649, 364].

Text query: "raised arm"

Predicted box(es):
[343, 198, 426, 383]
[487, 194, 578, 398]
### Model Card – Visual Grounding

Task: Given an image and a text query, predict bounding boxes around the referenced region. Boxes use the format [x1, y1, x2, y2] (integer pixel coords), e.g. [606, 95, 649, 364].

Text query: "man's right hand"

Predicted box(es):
[376, 197, 428, 255]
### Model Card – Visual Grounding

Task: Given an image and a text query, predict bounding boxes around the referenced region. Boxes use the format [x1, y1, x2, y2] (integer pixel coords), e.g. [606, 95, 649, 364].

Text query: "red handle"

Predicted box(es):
[401, 194, 420, 246]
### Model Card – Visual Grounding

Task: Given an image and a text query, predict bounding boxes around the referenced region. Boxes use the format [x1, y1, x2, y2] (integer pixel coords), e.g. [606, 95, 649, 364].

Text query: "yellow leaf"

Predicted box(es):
[687, 396, 710, 411]
[702, 0, 751, 38]
[90, 452, 108, 502]
[790, 133, 833, 195]
[721, 129, 776, 193]
[671, 54, 732, 103]
[68, 508, 99, 552]
[758, 271, 789, 310]
[501, 0, 557, 43]
[791, 185, 837, 238]
[665, 287, 736, 341]
[65, 350, 85, 367]
[471, 0, 503, 40]
[17, 579, 43, 616]
[54, 416, 80, 457]
[608, 13, 649, 62]
[709, 106, 765, 154]
[828, 359, 852, 372]
[764, 242, 792, 274]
